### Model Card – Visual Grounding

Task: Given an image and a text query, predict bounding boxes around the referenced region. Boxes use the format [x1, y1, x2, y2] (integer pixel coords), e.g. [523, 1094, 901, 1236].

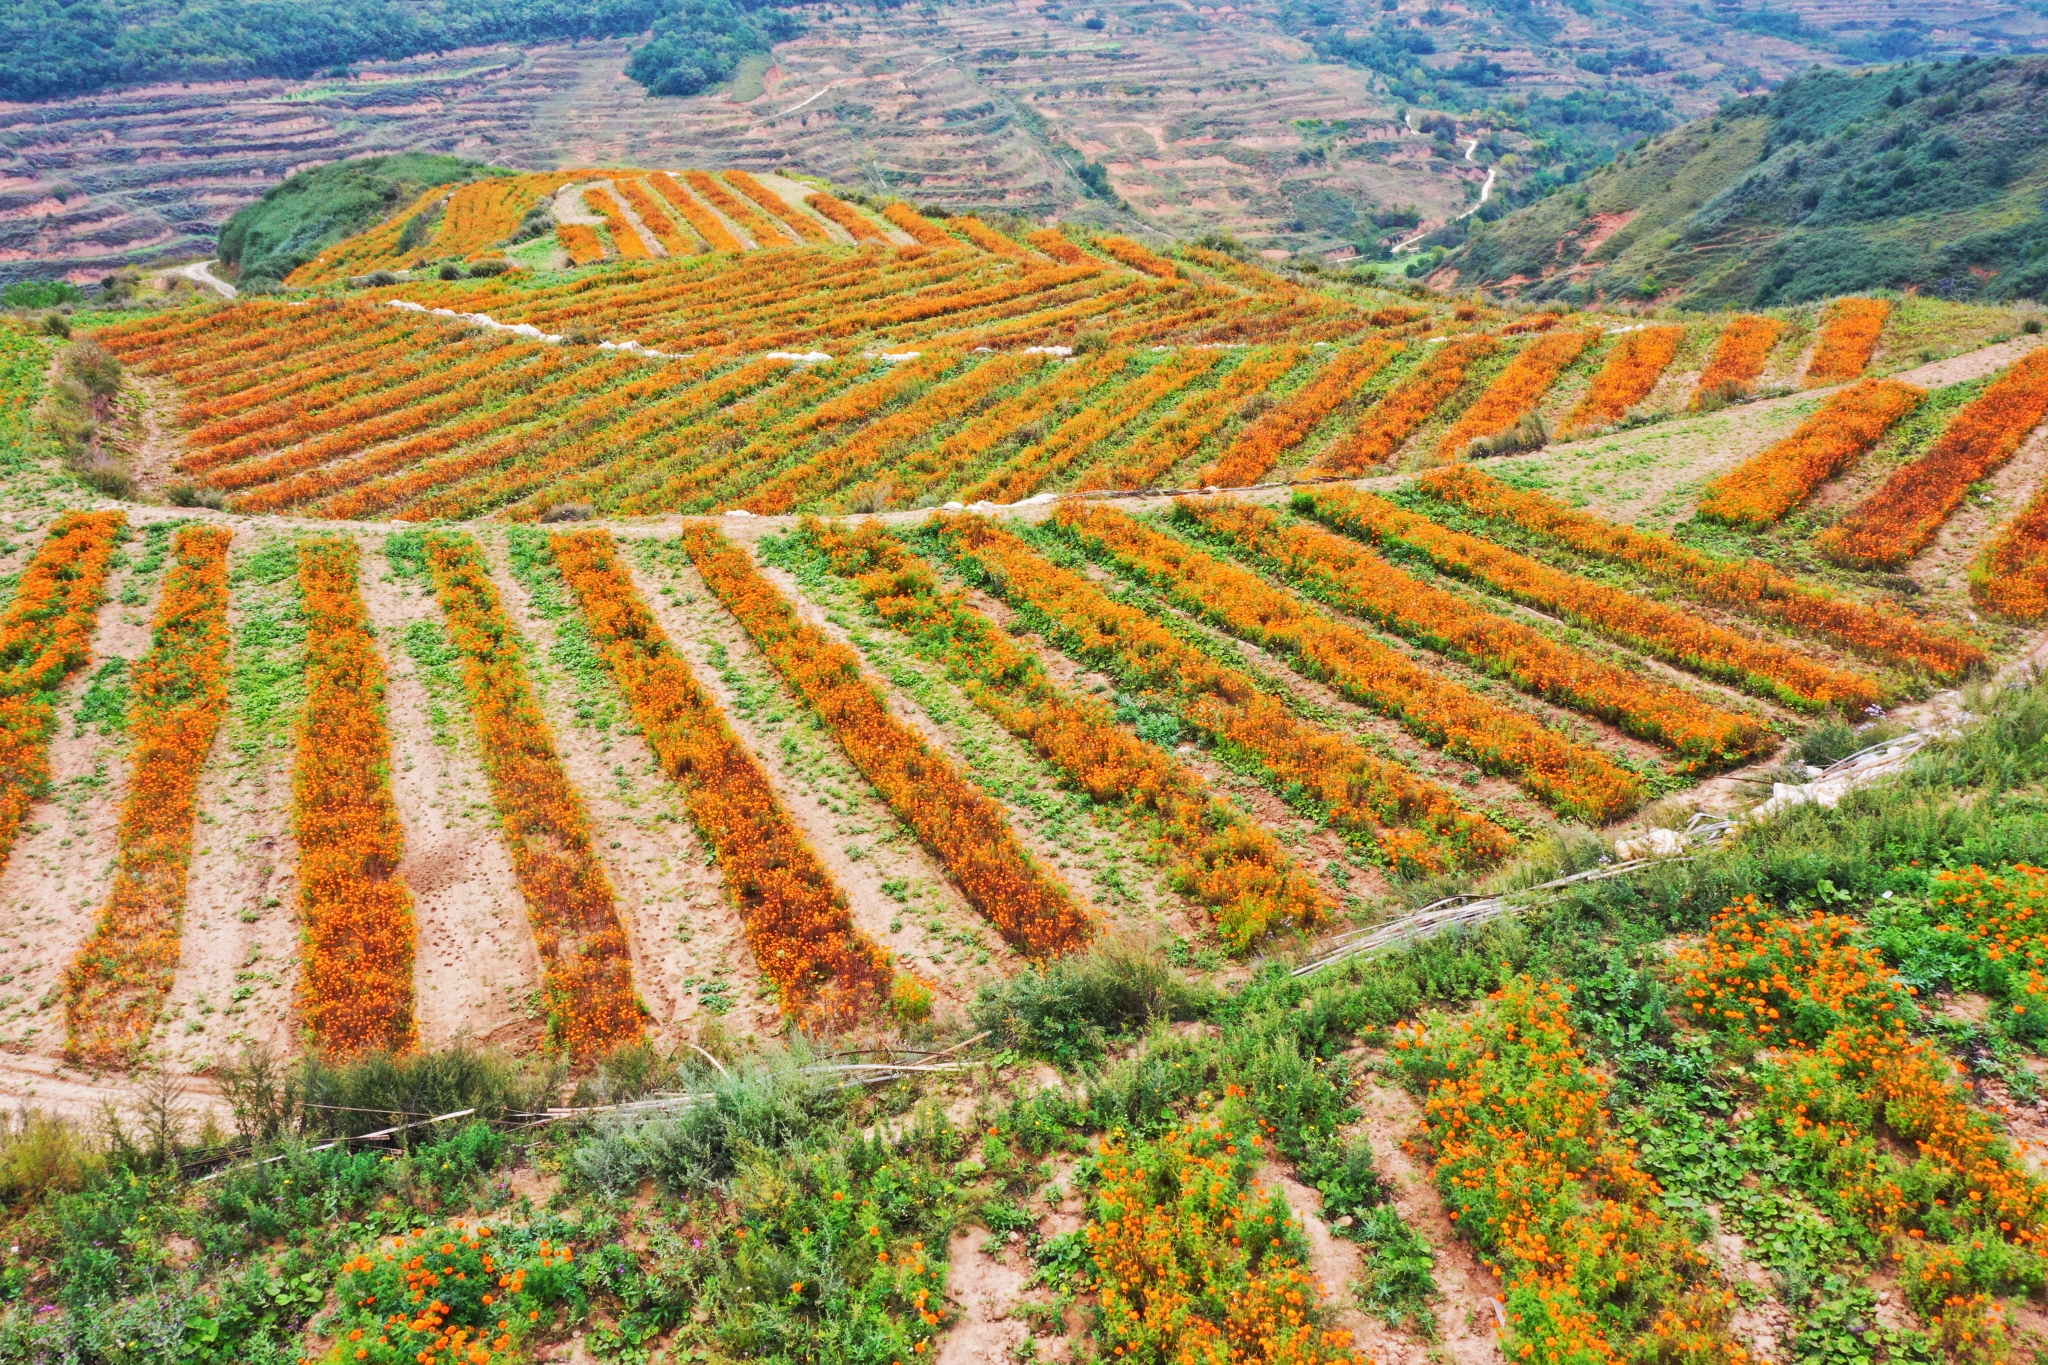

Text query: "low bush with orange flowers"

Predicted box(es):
[1026, 227, 1088, 265]
[1091, 234, 1178, 280]
[804, 191, 890, 244]
[557, 222, 607, 266]
[724, 170, 830, 243]
[63, 524, 232, 1067]
[550, 528, 900, 1023]
[947, 214, 1032, 260]
[1690, 314, 1786, 407]
[1168, 498, 1769, 774]
[880, 201, 955, 248]
[321, 1224, 577, 1365]
[1316, 335, 1498, 473]
[801, 518, 1330, 951]
[1392, 976, 1750, 1365]
[1083, 1091, 1369, 1365]
[1972, 478, 2048, 622]
[612, 177, 696, 254]
[651, 172, 745, 251]
[683, 524, 1093, 957]
[931, 512, 1510, 875]
[1197, 341, 1401, 487]
[1434, 328, 1598, 462]
[1823, 348, 2048, 568]
[1913, 863, 2048, 1041]
[294, 535, 419, 1058]
[1697, 378, 1924, 526]
[1297, 485, 1879, 712]
[1804, 297, 1892, 387]
[416, 531, 642, 1058]
[581, 188, 651, 260]
[1077, 346, 1306, 491]
[1560, 325, 1682, 436]
[687, 171, 794, 247]
[1419, 464, 1986, 677]
[0, 509, 124, 877]
[1065, 501, 1648, 819]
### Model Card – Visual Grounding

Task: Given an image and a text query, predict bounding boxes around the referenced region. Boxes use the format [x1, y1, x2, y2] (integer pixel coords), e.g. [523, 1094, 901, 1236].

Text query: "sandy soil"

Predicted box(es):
[935, 1227, 1034, 1365]
[1260, 1160, 1435, 1365]
[115, 374, 190, 497]
[1710, 1226, 1790, 1362]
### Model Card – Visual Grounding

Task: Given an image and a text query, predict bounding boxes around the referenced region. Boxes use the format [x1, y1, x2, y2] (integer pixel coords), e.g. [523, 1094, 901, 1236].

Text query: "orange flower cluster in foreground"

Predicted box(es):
[1295, 486, 1877, 711]
[295, 536, 418, 1058]
[1092, 235, 1178, 280]
[1394, 977, 1749, 1365]
[0, 510, 123, 877]
[1078, 347, 1304, 491]
[557, 222, 606, 266]
[1068, 501, 1645, 819]
[652, 173, 744, 252]
[1197, 341, 1400, 488]
[612, 178, 696, 255]
[1690, 314, 1785, 406]
[1803, 297, 1892, 387]
[724, 170, 831, 243]
[1434, 328, 1598, 462]
[1926, 863, 2048, 1033]
[1172, 498, 1768, 774]
[581, 188, 651, 260]
[880, 201, 955, 248]
[1317, 335, 1498, 473]
[421, 532, 642, 1057]
[1420, 465, 1985, 677]
[686, 170, 793, 247]
[551, 529, 896, 1023]
[804, 191, 890, 244]
[934, 513, 1509, 874]
[683, 525, 1092, 957]
[1679, 897, 2048, 1319]
[809, 518, 1329, 950]
[1698, 378, 1923, 526]
[1560, 325, 1682, 436]
[1823, 348, 2048, 569]
[64, 525, 232, 1066]
[1086, 1093, 1367, 1365]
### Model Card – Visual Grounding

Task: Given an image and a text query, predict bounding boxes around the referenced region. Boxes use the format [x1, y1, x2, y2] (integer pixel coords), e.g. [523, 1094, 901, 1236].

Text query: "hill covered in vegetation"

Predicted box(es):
[1443, 54, 2048, 307]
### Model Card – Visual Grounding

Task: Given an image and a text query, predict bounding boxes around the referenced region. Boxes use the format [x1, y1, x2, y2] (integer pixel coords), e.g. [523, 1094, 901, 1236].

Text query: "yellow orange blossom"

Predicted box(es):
[1698, 378, 1923, 526]
[1419, 465, 1984, 677]
[64, 525, 232, 1066]
[551, 529, 896, 1024]
[1924, 863, 2048, 1033]
[1823, 347, 2048, 568]
[1092, 234, 1178, 279]
[1026, 228, 1088, 265]
[880, 202, 955, 248]
[613, 177, 698, 254]
[1804, 297, 1892, 387]
[581, 187, 652, 260]
[650, 173, 745, 251]
[1317, 335, 1499, 473]
[804, 192, 891, 244]
[557, 222, 607, 266]
[885, 352, 1122, 508]
[723, 170, 831, 243]
[948, 215, 1033, 260]
[1968, 450, 2048, 618]
[1434, 328, 1598, 462]
[686, 170, 795, 246]
[683, 525, 1094, 956]
[1198, 341, 1401, 487]
[1690, 314, 1785, 406]
[1560, 325, 1682, 436]
[1079, 347, 1305, 491]
[294, 536, 418, 1057]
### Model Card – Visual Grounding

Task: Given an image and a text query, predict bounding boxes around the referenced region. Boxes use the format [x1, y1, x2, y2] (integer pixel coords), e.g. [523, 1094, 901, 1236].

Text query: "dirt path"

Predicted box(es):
[1260, 1160, 1434, 1365]
[358, 535, 544, 1052]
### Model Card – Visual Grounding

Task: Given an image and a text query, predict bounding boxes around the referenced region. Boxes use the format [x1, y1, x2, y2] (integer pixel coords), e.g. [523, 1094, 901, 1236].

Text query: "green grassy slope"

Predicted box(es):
[1446, 55, 2048, 308]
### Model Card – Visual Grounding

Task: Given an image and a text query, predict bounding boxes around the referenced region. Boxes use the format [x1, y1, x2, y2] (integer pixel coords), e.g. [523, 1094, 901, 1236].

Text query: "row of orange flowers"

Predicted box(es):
[948, 215, 1033, 260]
[883, 352, 1117, 508]
[932, 513, 1510, 874]
[175, 315, 430, 429]
[1418, 464, 1985, 676]
[434, 175, 557, 261]
[1063, 501, 1646, 821]
[1974, 486, 2048, 623]
[1690, 314, 1784, 405]
[1697, 377, 1924, 526]
[1174, 498, 1770, 773]
[293, 536, 419, 1057]
[1092, 234, 1179, 280]
[0, 511, 126, 877]
[550, 529, 902, 1024]
[1297, 485, 1879, 711]
[682, 524, 1094, 957]
[63, 524, 233, 1068]
[807, 517, 1330, 950]
[1197, 340, 1401, 488]
[806, 191, 891, 244]
[419, 532, 644, 1058]
[177, 324, 460, 453]
[650, 172, 745, 251]
[581, 188, 653, 261]
[1803, 297, 1892, 387]
[1922, 863, 2048, 1034]
[1393, 977, 1750, 1365]
[1317, 335, 1497, 473]
[725, 170, 832, 244]
[1434, 328, 1599, 462]
[881, 201, 956, 248]
[1559, 325, 1682, 437]
[686, 170, 794, 247]
[613, 177, 696, 255]
[557, 222, 607, 266]
[1078, 347, 1305, 491]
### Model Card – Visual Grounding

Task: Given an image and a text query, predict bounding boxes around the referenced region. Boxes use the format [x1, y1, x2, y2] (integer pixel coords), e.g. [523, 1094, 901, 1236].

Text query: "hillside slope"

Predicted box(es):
[1445, 54, 2048, 306]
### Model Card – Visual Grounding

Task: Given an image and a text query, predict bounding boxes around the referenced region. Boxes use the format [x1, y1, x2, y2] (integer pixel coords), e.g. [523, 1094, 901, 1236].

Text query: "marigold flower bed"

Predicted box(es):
[613, 178, 697, 254]
[1091, 234, 1177, 280]
[419, 532, 642, 1057]
[1316, 335, 1498, 473]
[551, 529, 896, 1023]
[294, 536, 418, 1057]
[1804, 297, 1891, 387]
[686, 171, 793, 247]
[1698, 378, 1924, 526]
[1197, 340, 1401, 487]
[557, 222, 607, 266]
[1920, 863, 2048, 1035]
[683, 525, 1092, 957]
[582, 188, 651, 260]
[1560, 325, 1682, 436]
[724, 170, 830, 243]
[932, 514, 1510, 874]
[1434, 328, 1598, 462]
[1691, 314, 1785, 406]
[0, 510, 124, 877]
[1420, 465, 1985, 677]
[948, 215, 1032, 260]
[1393, 977, 1750, 1365]
[1822, 348, 2048, 568]
[651, 173, 744, 251]
[1062, 502, 1647, 819]
[63, 525, 231, 1067]
[1168, 499, 1768, 773]
[804, 192, 890, 244]
[807, 519, 1330, 950]
[1297, 485, 1879, 711]
[1077, 346, 1305, 491]
[881, 202, 955, 248]
[1026, 228, 1087, 265]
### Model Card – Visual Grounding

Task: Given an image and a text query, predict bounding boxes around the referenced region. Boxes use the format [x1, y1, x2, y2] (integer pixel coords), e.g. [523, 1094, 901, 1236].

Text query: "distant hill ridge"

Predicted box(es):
[1445, 54, 2048, 308]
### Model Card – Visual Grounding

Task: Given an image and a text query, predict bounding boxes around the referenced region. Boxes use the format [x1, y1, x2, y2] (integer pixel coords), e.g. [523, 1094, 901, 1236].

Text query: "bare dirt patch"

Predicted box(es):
[935, 1227, 1032, 1365]
[1260, 1160, 1432, 1365]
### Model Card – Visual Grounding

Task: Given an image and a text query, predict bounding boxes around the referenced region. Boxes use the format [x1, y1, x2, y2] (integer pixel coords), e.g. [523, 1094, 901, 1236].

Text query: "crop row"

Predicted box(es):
[613, 178, 696, 255]
[1317, 336, 1496, 473]
[581, 189, 652, 261]
[1433, 327, 1597, 461]
[1697, 378, 1924, 526]
[1559, 325, 1681, 436]
[1197, 340, 1400, 487]
[1691, 314, 1784, 404]
[1974, 482, 2048, 622]
[725, 171, 832, 245]
[651, 173, 744, 251]
[1078, 346, 1305, 490]
[1803, 297, 1891, 387]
